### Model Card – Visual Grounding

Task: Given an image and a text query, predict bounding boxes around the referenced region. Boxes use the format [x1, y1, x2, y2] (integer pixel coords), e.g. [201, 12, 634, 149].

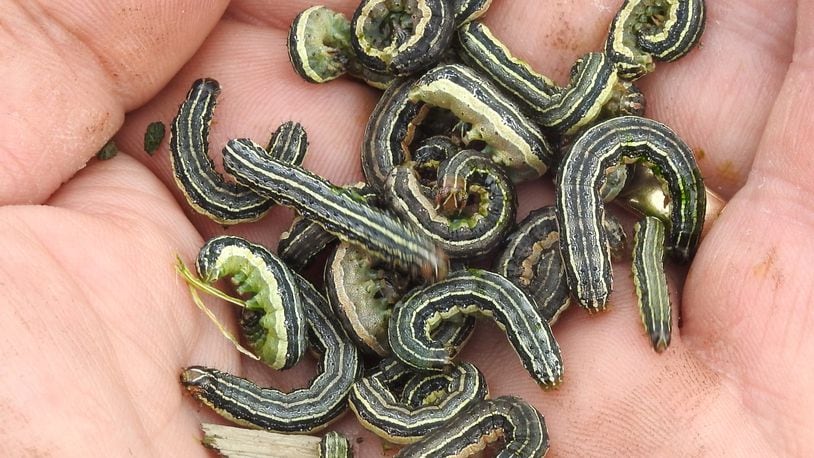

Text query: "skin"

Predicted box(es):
[0, 0, 811, 455]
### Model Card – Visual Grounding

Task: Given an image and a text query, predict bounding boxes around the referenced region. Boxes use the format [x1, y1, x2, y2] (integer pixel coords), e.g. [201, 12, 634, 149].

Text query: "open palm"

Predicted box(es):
[1, 0, 811, 455]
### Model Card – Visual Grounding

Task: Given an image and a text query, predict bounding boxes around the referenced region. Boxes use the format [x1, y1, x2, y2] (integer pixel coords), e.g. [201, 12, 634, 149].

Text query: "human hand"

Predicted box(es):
[1, 0, 811, 456]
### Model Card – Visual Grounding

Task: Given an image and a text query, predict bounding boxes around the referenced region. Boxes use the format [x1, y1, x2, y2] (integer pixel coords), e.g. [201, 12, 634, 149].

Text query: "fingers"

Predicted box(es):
[482, 0, 617, 80]
[0, 0, 228, 205]
[683, 0, 814, 449]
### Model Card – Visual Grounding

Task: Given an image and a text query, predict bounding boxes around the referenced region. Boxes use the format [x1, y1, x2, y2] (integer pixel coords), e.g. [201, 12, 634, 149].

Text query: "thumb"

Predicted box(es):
[684, 0, 814, 450]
